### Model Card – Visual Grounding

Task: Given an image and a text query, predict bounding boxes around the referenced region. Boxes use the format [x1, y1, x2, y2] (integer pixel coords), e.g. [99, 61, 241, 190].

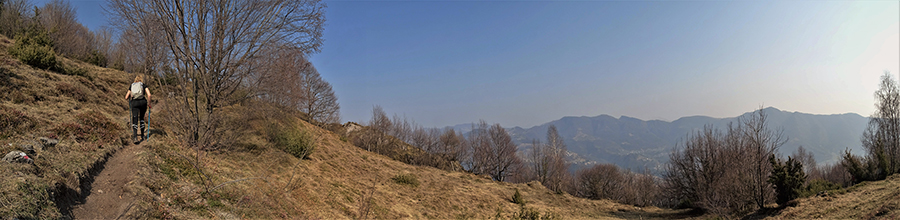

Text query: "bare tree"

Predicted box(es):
[466, 121, 490, 176]
[410, 125, 439, 155]
[107, 0, 325, 149]
[436, 128, 464, 165]
[665, 125, 732, 214]
[37, 0, 93, 60]
[465, 121, 521, 182]
[544, 125, 570, 193]
[369, 105, 391, 134]
[663, 112, 780, 216]
[0, 0, 33, 39]
[843, 72, 900, 183]
[354, 105, 391, 152]
[253, 44, 303, 108]
[297, 63, 340, 124]
[529, 139, 548, 184]
[389, 114, 413, 144]
[108, 2, 170, 74]
[89, 26, 117, 67]
[820, 162, 852, 187]
[527, 125, 571, 193]
[742, 107, 784, 209]
[856, 71, 900, 179]
[576, 163, 622, 200]
[486, 123, 521, 182]
[792, 146, 818, 181]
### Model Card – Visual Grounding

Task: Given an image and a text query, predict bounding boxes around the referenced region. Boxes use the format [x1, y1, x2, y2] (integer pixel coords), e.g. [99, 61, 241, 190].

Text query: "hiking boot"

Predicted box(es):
[132, 136, 141, 144]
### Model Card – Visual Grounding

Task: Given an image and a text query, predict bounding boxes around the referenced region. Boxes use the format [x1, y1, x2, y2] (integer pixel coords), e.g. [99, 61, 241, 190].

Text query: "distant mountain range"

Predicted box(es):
[456, 107, 869, 173]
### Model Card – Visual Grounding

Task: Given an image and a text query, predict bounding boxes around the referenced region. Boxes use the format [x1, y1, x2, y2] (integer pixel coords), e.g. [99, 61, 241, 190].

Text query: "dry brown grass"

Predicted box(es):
[1, 33, 710, 219]
[766, 174, 900, 219]
[117, 99, 678, 219]
[0, 34, 132, 218]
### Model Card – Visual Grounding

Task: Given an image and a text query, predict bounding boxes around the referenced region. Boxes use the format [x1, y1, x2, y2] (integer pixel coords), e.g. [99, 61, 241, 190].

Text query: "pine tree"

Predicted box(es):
[768, 155, 807, 205]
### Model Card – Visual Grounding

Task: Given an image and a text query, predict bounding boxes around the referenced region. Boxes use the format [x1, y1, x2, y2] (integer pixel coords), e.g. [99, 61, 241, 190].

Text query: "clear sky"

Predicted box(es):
[46, 0, 900, 128]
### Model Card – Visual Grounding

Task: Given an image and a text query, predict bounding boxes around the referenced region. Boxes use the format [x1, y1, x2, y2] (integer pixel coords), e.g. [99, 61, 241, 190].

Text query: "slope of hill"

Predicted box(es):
[507, 107, 868, 172]
[0, 34, 696, 219]
[120, 104, 665, 219]
[0, 35, 132, 218]
[760, 174, 900, 219]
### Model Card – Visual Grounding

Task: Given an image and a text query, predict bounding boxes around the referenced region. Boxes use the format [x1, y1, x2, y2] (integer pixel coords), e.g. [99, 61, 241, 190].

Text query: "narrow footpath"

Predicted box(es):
[70, 143, 141, 219]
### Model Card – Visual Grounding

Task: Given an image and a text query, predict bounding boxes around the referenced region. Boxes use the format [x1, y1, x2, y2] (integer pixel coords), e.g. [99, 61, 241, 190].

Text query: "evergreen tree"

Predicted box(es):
[768, 155, 807, 205]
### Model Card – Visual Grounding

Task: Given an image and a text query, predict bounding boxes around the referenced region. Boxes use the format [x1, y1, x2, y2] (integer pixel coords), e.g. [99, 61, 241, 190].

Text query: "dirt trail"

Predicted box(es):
[70, 143, 142, 219]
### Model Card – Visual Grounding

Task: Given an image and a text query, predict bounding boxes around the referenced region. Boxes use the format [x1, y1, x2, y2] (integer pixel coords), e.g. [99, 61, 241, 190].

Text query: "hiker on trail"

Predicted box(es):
[124, 75, 151, 144]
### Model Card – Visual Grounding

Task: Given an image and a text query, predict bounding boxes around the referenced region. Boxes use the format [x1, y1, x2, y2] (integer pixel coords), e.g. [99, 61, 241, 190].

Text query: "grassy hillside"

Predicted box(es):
[7, 31, 899, 219]
[1, 33, 683, 219]
[126, 102, 660, 219]
[762, 174, 900, 219]
[0, 35, 132, 218]
[8, 30, 899, 219]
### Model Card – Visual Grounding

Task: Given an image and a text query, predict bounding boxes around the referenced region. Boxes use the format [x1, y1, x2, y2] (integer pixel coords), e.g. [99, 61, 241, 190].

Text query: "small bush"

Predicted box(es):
[84, 50, 107, 67]
[9, 43, 57, 70]
[512, 188, 525, 205]
[514, 205, 558, 220]
[8, 29, 57, 70]
[270, 124, 315, 159]
[391, 173, 420, 187]
[516, 206, 541, 220]
[799, 179, 843, 198]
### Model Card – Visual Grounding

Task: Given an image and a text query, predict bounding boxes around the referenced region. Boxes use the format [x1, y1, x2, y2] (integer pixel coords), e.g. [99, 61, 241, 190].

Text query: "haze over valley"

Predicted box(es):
[500, 107, 868, 173]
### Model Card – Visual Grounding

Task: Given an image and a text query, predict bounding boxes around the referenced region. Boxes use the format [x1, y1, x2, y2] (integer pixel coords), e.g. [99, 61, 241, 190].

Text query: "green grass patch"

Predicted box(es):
[391, 173, 420, 187]
[512, 188, 526, 205]
[799, 179, 844, 198]
[268, 123, 316, 159]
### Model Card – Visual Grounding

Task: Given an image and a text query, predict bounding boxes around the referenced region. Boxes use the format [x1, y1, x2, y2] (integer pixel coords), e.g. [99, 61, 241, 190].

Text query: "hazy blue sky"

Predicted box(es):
[48, 0, 900, 128]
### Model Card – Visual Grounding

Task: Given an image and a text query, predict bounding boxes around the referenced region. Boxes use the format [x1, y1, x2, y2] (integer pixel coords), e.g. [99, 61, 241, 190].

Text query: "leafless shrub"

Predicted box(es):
[575, 163, 622, 200]
[663, 107, 783, 215]
[572, 163, 658, 207]
[348, 106, 459, 171]
[465, 121, 522, 182]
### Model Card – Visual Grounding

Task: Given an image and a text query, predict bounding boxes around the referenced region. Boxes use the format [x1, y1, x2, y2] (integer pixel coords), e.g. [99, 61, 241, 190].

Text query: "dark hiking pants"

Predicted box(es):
[130, 98, 147, 137]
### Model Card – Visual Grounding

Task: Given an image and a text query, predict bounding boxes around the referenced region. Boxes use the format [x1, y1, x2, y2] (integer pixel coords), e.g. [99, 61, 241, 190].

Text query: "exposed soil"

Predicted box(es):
[69, 143, 142, 219]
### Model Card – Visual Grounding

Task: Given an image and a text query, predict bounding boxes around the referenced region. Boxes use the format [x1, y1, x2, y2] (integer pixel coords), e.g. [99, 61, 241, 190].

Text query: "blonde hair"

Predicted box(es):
[133, 74, 144, 83]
